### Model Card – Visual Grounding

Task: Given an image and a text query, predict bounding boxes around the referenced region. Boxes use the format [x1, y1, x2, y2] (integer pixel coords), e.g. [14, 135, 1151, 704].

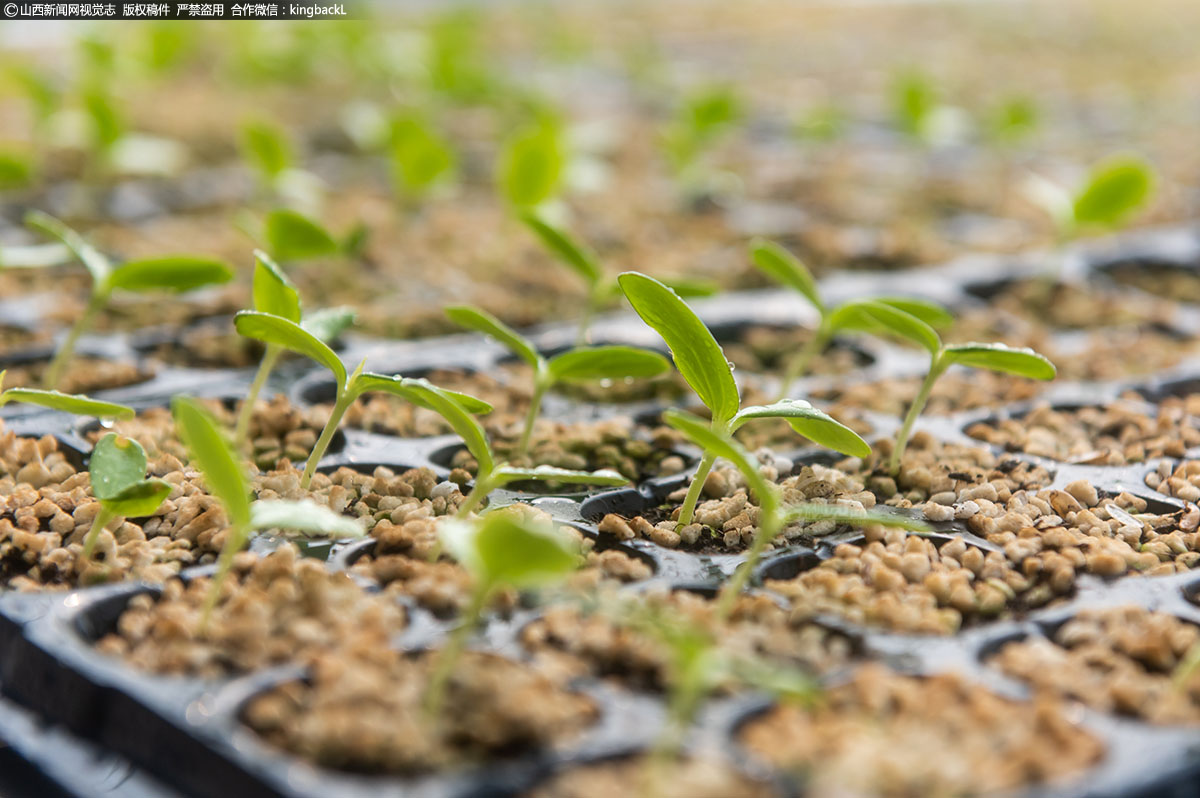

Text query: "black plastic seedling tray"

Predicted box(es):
[3, 225, 1200, 796]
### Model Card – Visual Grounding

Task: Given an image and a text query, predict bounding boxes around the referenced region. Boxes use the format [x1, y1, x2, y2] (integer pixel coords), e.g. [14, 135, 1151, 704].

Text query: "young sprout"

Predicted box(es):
[25, 211, 234, 390]
[240, 118, 293, 193]
[662, 85, 741, 176]
[171, 397, 363, 626]
[663, 409, 928, 619]
[233, 312, 494, 489]
[497, 117, 564, 210]
[390, 113, 457, 204]
[427, 509, 579, 714]
[82, 433, 171, 561]
[1026, 153, 1158, 245]
[0, 150, 33, 190]
[233, 251, 356, 447]
[749, 238, 953, 399]
[262, 208, 344, 262]
[841, 301, 1056, 474]
[0, 239, 71, 269]
[0, 370, 133, 419]
[983, 96, 1039, 147]
[890, 69, 966, 147]
[444, 304, 671, 457]
[400, 378, 629, 518]
[618, 271, 870, 528]
[520, 211, 717, 343]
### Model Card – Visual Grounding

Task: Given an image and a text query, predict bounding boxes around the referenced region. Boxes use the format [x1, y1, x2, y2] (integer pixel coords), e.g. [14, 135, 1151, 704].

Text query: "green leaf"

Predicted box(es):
[0, 385, 133, 420]
[252, 250, 300, 322]
[662, 409, 773, 510]
[0, 150, 33, 189]
[83, 87, 124, 151]
[0, 243, 71, 269]
[235, 311, 346, 391]
[547, 346, 670, 384]
[892, 70, 937, 139]
[440, 513, 579, 590]
[941, 343, 1057, 380]
[749, 239, 821, 312]
[390, 114, 456, 197]
[171, 396, 251, 528]
[780, 503, 930, 532]
[1072, 154, 1156, 230]
[400, 378, 494, 476]
[240, 119, 292, 180]
[732, 400, 870, 458]
[264, 209, 339, 262]
[827, 299, 941, 356]
[351, 372, 493, 415]
[248, 499, 364, 538]
[519, 212, 601, 287]
[89, 433, 148, 500]
[108, 256, 234, 294]
[617, 272, 739, 425]
[444, 305, 541, 368]
[301, 306, 356, 343]
[25, 210, 111, 286]
[492, 464, 629, 487]
[659, 276, 719, 299]
[497, 121, 564, 208]
[872, 297, 953, 329]
[101, 479, 171, 518]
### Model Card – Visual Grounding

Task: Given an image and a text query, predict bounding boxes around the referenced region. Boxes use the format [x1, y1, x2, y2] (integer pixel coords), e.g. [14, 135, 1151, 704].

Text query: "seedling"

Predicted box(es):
[497, 117, 564, 209]
[261, 208, 343, 262]
[1026, 153, 1157, 244]
[444, 304, 671, 457]
[0, 370, 133, 419]
[400, 377, 630, 518]
[239, 119, 323, 213]
[618, 271, 870, 528]
[82, 433, 171, 560]
[233, 251, 356, 447]
[390, 113, 456, 203]
[890, 70, 965, 147]
[171, 397, 364, 627]
[983, 96, 1039, 146]
[839, 301, 1056, 474]
[0, 240, 71, 269]
[233, 312, 495, 489]
[749, 238, 953, 398]
[663, 409, 928, 619]
[662, 85, 741, 176]
[427, 509, 579, 714]
[520, 211, 717, 342]
[25, 211, 234, 390]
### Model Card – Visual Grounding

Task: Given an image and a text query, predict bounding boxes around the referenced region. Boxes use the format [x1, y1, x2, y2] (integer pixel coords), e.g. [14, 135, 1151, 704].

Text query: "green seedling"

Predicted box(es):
[983, 96, 1039, 146]
[233, 312, 494, 490]
[664, 409, 928, 619]
[390, 113, 456, 203]
[749, 238, 953, 398]
[240, 118, 293, 191]
[662, 85, 741, 175]
[8, 65, 61, 133]
[520, 211, 718, 342]
[427, 509, 579, 715]
[0, 150, 33, 189]
[497, 118, 565, 210]
[401, 377, 630, 518]
[0, 370, 133, 419]
[618, 271, 870, 528]
[262, 208, 343, 262]
[171, 397, 363, 627]
[25, 211, 234, 390]
[841, 301, 1056, 474]
[82, 433, 171, 560]
[1027, 153, 1157, 244]
[234, 251, 356, 447]
[444, 304, 671, 457]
